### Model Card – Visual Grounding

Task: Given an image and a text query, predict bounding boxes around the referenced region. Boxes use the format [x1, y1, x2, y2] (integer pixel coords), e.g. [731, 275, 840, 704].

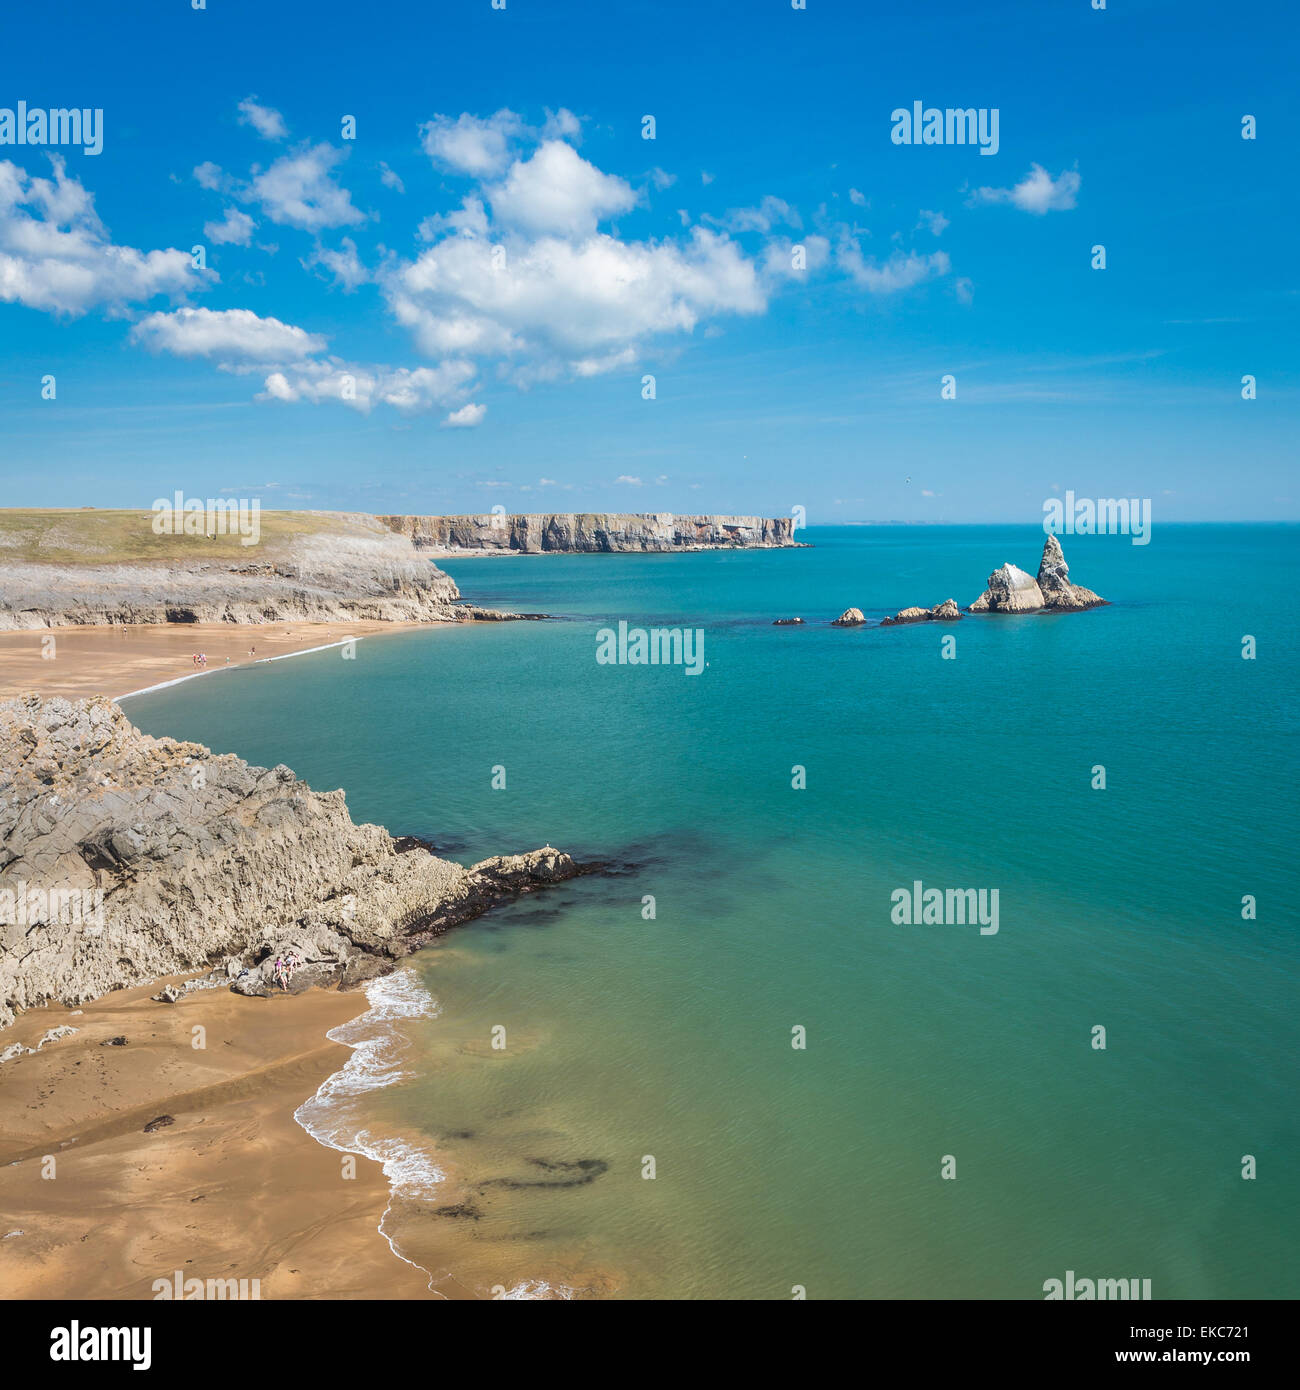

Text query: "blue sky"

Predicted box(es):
[1, 0, 1295, 521]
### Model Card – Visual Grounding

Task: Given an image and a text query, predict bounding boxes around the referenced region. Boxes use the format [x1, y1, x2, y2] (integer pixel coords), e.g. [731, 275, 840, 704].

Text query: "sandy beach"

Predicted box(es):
[0, 977, 475, 1300]
[0, 620, 431, 702]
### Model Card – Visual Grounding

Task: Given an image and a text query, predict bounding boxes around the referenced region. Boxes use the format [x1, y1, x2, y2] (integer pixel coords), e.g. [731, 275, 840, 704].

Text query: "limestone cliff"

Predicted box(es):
[379, 512, 801, 553]
[0, 511, 465, 631]
[0, 695, 581, 1029]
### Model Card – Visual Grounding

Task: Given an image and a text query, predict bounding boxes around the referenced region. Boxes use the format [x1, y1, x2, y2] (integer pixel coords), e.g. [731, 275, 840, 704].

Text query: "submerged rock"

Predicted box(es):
[880, 599, 961, 626]
[831, 608, 866, 627]
[772, 618, 804, 626]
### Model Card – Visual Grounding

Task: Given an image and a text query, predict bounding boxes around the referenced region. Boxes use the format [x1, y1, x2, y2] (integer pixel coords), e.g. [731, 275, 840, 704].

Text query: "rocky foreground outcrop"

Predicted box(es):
[0, 695, 583, 1029]
[381, 512, 802, 553]
[880, 599, 961, 626]
[969, 537, 1107, 613]
[0, 512, 469, 631]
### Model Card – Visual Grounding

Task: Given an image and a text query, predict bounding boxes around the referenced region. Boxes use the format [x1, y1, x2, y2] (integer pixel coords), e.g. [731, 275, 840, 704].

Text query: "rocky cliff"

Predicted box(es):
[969, 537, 1107, 613]
[379, 512, 801, 553]
[0, 695, 582, 1030]
[0, 511, 466, 631]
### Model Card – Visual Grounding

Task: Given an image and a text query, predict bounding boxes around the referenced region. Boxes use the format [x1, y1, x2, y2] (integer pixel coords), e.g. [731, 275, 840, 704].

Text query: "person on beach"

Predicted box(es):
[273, 957, 287, 991]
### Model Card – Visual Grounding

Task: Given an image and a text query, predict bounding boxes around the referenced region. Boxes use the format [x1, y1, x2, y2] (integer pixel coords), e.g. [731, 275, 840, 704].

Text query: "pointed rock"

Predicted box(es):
[1036, 535, 1106, 610]
[831, 607, 866, 626]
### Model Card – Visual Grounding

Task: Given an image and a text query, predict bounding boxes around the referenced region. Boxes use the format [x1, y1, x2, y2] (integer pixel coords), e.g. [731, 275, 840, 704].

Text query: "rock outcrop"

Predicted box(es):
[380, 513, 802, 553]
[0, 695, 583, 1029]
[0, 512, 468, 631]
[969, 538, 1107, 613]
[1035, 534, 1106, 610]
[831, 608, 866, 627]
[969, 564, 1045, 613]
[880, 599, 961, 626]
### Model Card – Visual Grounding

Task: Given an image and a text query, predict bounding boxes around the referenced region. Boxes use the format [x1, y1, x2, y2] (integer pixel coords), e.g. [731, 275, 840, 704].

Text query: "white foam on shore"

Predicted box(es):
[115, 637, 365, 702]
[293, 969, 450, 1292]
[294, 967, 575, 1300]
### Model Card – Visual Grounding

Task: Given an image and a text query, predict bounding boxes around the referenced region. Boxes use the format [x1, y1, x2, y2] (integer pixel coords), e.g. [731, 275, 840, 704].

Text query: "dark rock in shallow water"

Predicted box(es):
[880, 599, 961, 626]
[772, 617, 804, 626]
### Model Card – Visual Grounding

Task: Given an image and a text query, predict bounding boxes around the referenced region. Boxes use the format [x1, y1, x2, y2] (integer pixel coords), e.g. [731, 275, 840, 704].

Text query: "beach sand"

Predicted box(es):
[0, 620, 427, 702]
[0, 977, 475, 1300]
[0, 618, 491, 1300]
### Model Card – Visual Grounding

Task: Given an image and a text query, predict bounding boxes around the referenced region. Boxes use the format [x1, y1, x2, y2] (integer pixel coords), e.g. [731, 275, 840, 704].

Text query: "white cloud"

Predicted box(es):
[761, 233, 830, 280]
[132, 306, 326, 362]
[379, 162, 405, 193]
[0, 157, 207, 315]
[205, 207, 255, 246]
[488, 141, 639, 236]
[305, 236, 368, 291]
[442, 401, 486, 427]
[386, 222, 765, 376]
[918, 209, 949, 235]
[848, 188, 867, 207]
[259, 358, 476, 414]
[835, 244, 951, 293]
[971, 164, 1080, 215]
[238, 97, 288, 141]
[712, 195, 800, 234]
[250, 144, 364, 231]
[420, 110, 525, 177]
[542, 108, 582, 142]
[194, 161, 226, 191]
[615, 475, 643, 486]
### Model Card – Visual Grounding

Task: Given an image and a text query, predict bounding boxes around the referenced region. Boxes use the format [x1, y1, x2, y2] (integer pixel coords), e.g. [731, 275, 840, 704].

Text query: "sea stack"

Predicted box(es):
[831, 608, 866, 626]
[969, 538, 1106, 613]
[1035, 535, 1107, 610]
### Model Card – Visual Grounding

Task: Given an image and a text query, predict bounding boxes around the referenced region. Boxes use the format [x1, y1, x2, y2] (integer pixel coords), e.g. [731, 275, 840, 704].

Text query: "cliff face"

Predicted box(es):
[380, 512, 800, 553]
[0, 695, 580, 1029]
[0, 512, 464, 630]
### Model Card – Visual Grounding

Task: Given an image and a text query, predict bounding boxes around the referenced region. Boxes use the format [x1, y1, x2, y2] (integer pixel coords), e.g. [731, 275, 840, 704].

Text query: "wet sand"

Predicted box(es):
[0, 621, 428, 702]
[0, 978, 469, 1300]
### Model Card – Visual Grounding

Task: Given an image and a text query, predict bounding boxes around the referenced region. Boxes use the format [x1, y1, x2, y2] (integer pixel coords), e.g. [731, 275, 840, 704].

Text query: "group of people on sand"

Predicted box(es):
[190, 652, 208, 669]
[272, 950, 303, 991]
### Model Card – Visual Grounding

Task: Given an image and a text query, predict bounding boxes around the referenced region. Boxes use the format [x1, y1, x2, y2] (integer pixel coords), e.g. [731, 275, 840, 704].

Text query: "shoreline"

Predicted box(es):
[0, 974, 460, 1300]
[0, 619, 434, 704]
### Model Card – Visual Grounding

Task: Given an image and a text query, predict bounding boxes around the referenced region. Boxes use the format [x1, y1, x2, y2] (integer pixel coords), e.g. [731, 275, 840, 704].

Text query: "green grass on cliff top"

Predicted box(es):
[0, 509, 353, 565]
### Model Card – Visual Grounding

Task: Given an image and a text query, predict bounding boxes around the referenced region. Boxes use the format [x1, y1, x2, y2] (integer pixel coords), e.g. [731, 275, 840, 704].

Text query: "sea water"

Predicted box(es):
[125, 525, 1300, 1299]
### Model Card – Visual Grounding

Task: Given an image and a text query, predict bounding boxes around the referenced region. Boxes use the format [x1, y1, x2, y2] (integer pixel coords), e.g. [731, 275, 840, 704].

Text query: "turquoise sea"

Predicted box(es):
[124, 525, 1299, 1299]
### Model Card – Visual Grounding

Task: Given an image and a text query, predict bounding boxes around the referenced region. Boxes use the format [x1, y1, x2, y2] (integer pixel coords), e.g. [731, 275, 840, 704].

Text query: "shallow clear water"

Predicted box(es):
[126, 525, 1300, 1299]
